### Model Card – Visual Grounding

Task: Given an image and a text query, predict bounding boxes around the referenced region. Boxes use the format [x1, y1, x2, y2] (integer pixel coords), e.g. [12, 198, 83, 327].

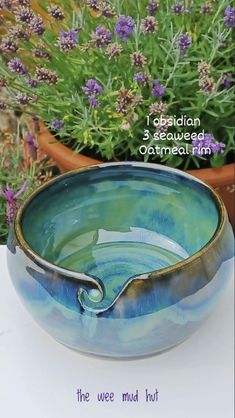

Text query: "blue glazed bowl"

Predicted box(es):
[7, 163, 234, 358]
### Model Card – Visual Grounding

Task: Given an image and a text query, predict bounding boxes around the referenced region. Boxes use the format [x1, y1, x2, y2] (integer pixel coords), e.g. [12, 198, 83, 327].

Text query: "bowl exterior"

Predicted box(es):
[7, 215, 234, 358]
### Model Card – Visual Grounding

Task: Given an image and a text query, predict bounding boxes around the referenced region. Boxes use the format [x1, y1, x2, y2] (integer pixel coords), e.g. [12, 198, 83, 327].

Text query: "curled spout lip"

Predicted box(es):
[25, 262, 150, 315]
[77, 272, 149, 314]
[26, 261, 151, 315]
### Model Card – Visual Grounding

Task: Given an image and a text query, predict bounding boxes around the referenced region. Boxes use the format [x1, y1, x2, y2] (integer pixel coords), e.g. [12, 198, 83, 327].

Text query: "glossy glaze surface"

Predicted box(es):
[7, 163, 234, 357]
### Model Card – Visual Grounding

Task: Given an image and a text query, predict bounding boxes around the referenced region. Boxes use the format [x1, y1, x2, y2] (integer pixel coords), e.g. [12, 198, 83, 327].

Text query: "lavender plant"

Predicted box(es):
[0, 0, 234, 169]
[0, 123, 54, 244]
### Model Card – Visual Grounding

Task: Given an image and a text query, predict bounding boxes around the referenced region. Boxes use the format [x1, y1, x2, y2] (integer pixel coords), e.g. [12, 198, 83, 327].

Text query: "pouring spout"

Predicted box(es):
[77, 273, 149, 314]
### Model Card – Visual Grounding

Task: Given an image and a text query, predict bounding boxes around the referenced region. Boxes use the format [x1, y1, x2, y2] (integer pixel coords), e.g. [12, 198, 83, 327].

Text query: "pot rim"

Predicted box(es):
[37, 120, 235, 177]
[14, 162, 227, 281]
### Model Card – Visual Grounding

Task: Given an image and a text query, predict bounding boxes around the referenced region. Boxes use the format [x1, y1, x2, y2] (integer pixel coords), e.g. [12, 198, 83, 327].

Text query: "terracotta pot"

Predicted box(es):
[36, 121, 100, 171]
[36, 122, 235, 229]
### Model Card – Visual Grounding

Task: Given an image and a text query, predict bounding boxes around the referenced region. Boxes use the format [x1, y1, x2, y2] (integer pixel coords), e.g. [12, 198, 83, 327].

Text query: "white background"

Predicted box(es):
[0, 245, 234, 418]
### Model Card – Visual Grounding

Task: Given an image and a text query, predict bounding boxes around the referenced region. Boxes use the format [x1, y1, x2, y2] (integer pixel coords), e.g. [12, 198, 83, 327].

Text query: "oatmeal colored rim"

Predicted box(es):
[14, 162, 227, 281]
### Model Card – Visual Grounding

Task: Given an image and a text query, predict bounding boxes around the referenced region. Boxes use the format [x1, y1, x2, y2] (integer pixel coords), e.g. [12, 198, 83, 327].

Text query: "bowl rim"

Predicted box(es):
[14, 162, 227, 281]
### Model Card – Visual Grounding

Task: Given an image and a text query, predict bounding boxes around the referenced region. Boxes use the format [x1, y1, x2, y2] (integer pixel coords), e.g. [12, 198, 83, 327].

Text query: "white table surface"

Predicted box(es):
[0, 245, 234, 418]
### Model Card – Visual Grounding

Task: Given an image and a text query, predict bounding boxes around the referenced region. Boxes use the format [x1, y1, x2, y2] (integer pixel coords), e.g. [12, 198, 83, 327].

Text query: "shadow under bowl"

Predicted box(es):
[7, 162, 234, 358]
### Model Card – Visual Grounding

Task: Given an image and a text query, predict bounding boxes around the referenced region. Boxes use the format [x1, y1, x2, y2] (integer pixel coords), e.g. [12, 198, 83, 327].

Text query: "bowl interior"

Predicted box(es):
[20, 164, 220, 285]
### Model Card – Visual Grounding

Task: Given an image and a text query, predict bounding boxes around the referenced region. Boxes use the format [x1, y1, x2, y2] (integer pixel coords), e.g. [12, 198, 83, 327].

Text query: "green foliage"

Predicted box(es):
[0, 0, 234, 168]
[0, 129, 53, 244]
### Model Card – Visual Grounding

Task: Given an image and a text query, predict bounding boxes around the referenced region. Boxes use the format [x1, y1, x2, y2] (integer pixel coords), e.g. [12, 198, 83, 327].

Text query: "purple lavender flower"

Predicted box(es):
[86, 0, 100, 11]
[106, 42, 123, 60]
[51, 119, 64, 131]
[33, 45, 51, 59]
[0, 37, 18, 53]
[115, 15, 135, 41]
[26, 133, 38, 160]
[47, 5, 65, 20]
[172, 2, 185, 15]
[35, 67, 58, 84]
[198, 61, 211, 76]
[0, 0, 13, 10]
[0, 181, 28, 225]
[116, 88, 135, 114]
[64, 29, 78, 43]
[83, 79, 103, 109]
[82, 79, 103, 96]
[9, 25, 31, 40]
[201, 4, 213, 14]
[147, 1, 159, 15]
[27, 78, 39, 88]
[89, 95, 100, 108]
[155, 116, 172, 134]
[224, 6, 235, 28]
[211, 142, 226, 153]
[0, 99, 7, 110]
[15, 6, 34, 23]
[152, 79, 165, 97]
[150, 101, 168, 115]
[8, 58, 28, 76]
[100, 3, 116, 18]
[220, 72, 233, 90]
[199, 76, 216, 94]
[134, 72, 149, 85]
[178, 33, 192, 56]
[57, 29, 78, 52]
[140, 16, 158, 34]
[192, 134, 226, 156]
[131, 52, 147, 68]
[192, 134, 211, 154]
[29, 16, 45, 35]
[91, 25, 112, 48]
[14, 93, 31, 105]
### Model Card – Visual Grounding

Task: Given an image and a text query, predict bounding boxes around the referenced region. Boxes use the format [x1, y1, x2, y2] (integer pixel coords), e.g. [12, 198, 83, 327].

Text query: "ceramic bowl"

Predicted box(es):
[7, 163, 234, 358]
